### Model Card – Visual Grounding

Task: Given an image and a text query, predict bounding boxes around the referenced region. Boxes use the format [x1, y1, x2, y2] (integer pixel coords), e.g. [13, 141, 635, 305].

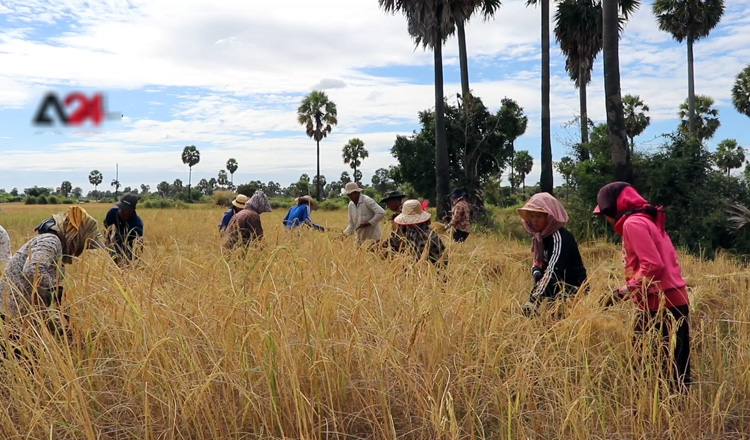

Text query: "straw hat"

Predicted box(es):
[344, 182, 363, 195]
[394, 199, 432, 225]
[298, 195, 318, 209]
[517, 205, 548, 222]
[232, 194, 249, 209]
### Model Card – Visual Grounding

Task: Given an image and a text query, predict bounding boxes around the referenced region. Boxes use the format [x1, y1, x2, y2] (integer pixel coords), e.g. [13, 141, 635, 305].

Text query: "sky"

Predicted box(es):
[0, 0, 748, 193]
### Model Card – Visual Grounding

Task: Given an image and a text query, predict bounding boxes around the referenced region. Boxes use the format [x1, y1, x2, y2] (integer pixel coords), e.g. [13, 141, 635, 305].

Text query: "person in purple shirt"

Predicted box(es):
[283, 195, 324, 231]
[219, 194, 249, 233]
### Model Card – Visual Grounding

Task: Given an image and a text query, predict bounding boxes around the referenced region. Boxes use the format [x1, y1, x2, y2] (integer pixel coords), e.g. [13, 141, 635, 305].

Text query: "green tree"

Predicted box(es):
[111, 179, 120, 198]
[623, 94, 651, 153]
[556, 156, 576, 198]
[379, 0, 480, 217]
[140, 184, 150, 195]
[714, 139, 745, 176]
[218, 170, 229, 188]
[226, 158, 238, 184]
[312, 175, 327, 195]
[731, 64, 750, 119]
[342, 138, 369, 183]
[157, 181, 170, 197]
[59, 181, 72, 198]
[653, 0, 725, 136]
[340, 171, 352, 185]
[88, 170, 103, 192]
[602, 0, 633, 183]
[197, 179, 209, 195]
[181, 145, 200, 197]
[71, 187, 82, 198]
[173, 178, 183, 195]
[514, 150, 534, 194]
[371, 167, 396, 194]
[297, 90, 338, 202]
[526, 0, 553, 193]
[678, 95, 720, 141]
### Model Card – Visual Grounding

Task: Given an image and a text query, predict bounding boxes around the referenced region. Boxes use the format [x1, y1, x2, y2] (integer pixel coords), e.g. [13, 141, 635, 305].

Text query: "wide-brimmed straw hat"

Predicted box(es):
[394, 199, 432, 225]
[380, 190, 407, 204]
[298, 195, 318, 209]
[344, 182, 363, 195]
[232, 194, 249, 209]
[517, 205, 548, 222]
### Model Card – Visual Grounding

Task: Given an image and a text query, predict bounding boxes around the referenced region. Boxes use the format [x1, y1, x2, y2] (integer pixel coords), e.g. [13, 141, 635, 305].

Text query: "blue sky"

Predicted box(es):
[0, 0, 748, 193]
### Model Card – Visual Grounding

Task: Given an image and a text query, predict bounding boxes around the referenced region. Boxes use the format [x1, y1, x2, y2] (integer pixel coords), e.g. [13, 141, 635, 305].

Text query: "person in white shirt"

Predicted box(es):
[342, 182, 385, 243]
[0, 225, 11, 270]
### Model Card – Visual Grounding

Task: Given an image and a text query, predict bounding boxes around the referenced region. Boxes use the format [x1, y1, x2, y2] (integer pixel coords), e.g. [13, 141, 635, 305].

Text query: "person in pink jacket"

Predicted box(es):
[594, 182, 690, 391]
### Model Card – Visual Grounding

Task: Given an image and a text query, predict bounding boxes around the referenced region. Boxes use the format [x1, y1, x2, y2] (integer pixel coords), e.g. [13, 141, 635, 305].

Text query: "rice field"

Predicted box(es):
[0, 202, 748, 439]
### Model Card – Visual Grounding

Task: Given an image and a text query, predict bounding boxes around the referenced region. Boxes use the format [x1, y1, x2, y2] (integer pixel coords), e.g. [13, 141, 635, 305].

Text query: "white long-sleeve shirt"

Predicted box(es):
[0, 225, 11, 269]
[343, 194, 385, 242]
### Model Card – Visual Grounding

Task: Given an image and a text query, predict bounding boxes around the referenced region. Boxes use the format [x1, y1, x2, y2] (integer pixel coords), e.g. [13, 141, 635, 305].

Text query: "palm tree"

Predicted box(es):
[554, 0, 639, 145]
[342, 138, 369, 183]
[623, 94, 650, 153]
[526, 0, 553, 193]
[379, 0, 482, 217]
[514, 150, 534, 195]
[456, 0, 502, 100]
[678, 95, 720, 141]
[111, 179, 120, 198]
[602, 0, 633, 183]
[297, 90, 338, 201]
[88, 170, 103, 193]
[653, 0, 725, 137]
[732, 64, 750, 119]
[181, 145, 200, 199]
[226, 158, 238, 185]
[715, 139, 745, 176]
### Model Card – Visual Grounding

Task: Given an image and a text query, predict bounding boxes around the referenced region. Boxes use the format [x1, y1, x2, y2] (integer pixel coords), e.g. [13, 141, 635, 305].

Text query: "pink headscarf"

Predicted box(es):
[517, 193, 569, 268]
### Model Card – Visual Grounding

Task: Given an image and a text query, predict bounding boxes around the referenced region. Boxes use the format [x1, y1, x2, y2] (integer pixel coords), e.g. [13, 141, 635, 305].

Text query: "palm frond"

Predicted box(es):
[725, 201, 750, 231]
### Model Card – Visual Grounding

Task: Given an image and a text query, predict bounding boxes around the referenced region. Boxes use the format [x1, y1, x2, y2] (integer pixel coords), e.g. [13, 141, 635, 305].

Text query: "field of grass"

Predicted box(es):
[0, 202, 749, 439]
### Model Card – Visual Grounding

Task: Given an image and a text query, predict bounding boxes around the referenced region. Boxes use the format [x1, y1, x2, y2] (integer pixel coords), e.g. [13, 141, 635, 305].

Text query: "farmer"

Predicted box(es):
[517, 193, 587, 316]
[595, 182, 691, 392]
[224, 191, 272, 249]
[219, 194, 249, 233]
[0, 224, 10, 270]
[283, 195, 324, 231]
[0, 206, 102, 318]
[446, 188, 471, 242]
[103, 193, 144, 263]
[380, 190, 407, 223]
[384, 199, 445, 265]
[342, 182, 385, 243]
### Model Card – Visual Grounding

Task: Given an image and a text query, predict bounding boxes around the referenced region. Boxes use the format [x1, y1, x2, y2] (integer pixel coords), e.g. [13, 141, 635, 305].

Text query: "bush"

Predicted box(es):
[62, 198, 75, 204]
[142, 199, 173, 209]
[25, 196, 38, 205]
[48, 196, 59, 204]
[37, 196, 48, 205]
[213, 190, 234, 207]
[270, 198, 295, 209]
[319, 198, 348, 211]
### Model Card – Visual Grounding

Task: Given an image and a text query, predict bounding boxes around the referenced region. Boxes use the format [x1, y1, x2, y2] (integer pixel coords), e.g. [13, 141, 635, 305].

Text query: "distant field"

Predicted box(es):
[0, 203, 748, 439]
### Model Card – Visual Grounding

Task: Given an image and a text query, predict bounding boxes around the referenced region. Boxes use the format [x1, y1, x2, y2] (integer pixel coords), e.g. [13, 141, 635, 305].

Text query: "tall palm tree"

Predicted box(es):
[456, 0, 502, 100]
[379, 0, 478, 217]
[88, 170, 103, 193]
[226, 158, 238, 185]
[678, 95, 720, 141]
[181, 145, 200, 198]
[554, 0, 639, 145]
[622, 94, 650, 153]
[652, 0, 725, 137]
[526, 0, 553, 193]
[342, 138, 369, 182]
[714, 139, 745, 176]
[602, 0, 633, 183]
[732, 64, 750, 119]
[297, 90, 338, 201]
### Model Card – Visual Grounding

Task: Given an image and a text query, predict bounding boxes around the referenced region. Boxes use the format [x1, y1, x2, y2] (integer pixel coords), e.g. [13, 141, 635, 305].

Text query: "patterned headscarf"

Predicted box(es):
[518, 193, 569, 268]
[246, 191, 272, 214]
[48, 206, 101, 263]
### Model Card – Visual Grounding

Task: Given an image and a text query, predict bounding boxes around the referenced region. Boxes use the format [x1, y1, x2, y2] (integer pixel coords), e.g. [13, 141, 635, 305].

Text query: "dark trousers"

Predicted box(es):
[635, 304, 691, 392]
[452, 230, 470, 242]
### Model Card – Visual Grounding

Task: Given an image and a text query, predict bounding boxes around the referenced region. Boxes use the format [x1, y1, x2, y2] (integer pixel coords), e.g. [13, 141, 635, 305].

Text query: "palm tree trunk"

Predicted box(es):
[188, 167, 192, 199]
[434, 3, 451, 219]
[579, 66, 588, 145]
[602, 0, 633, 184]
[457, 20, 470, 101]
[316, 139, 321, 201]
[540, 0, 554, 194]
[629, 136, 635, 154]
[687, 37, 696, 136]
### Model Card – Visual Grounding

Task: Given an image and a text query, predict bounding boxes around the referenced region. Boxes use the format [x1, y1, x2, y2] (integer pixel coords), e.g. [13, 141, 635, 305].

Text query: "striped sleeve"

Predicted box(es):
[529, 230, 562, 303]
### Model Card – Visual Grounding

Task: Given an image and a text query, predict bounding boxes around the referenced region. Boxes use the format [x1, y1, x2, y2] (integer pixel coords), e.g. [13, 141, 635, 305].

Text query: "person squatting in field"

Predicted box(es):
[0, 206, 102, 320]
[382, 199, 446, 265]
[104, 193, 144, 264]
[517, 192, 588, 317]
[224, 191, 272, 250]
[219, 194, 248, 233]
[283, 195, 324, 231]
[595, 182, 691, 392]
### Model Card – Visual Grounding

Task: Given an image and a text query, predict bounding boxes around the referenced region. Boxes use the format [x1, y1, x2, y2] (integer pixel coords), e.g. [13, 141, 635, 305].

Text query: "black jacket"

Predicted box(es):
[529, 227, 587, 304]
